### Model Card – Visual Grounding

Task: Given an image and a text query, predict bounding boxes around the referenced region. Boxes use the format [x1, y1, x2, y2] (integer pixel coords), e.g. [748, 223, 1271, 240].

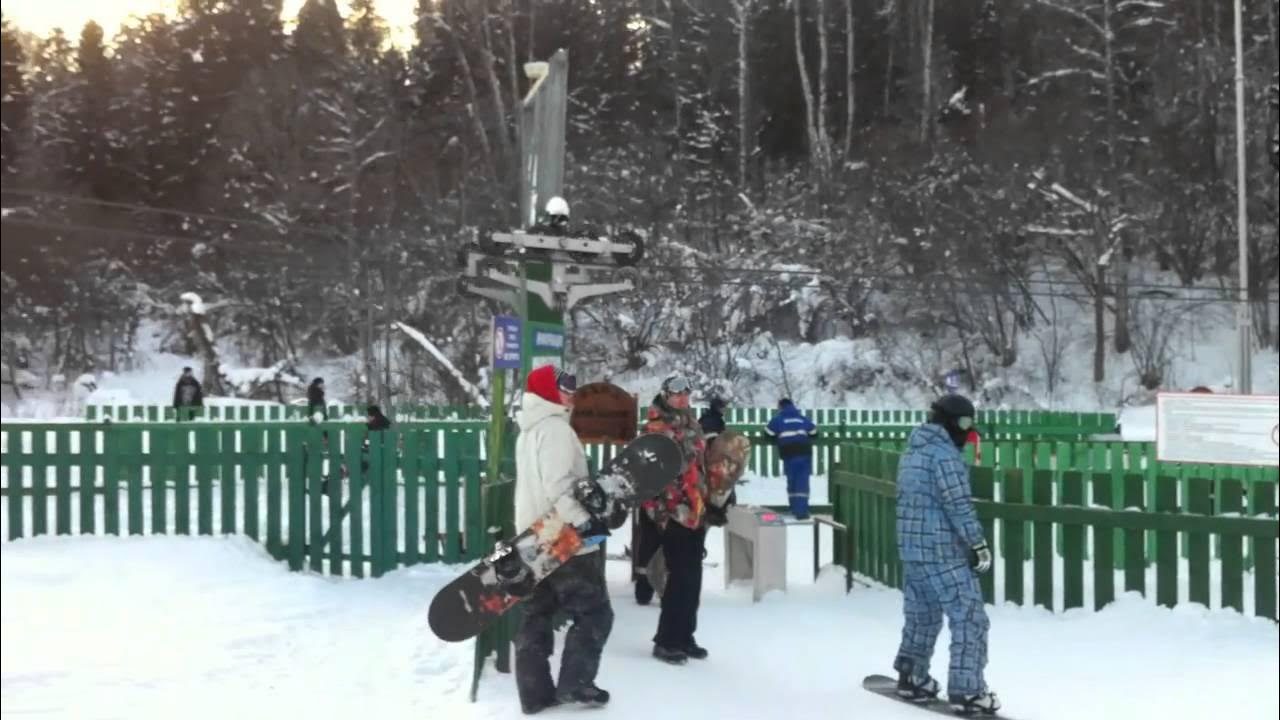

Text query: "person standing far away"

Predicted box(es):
[890, 393, 1000, 716]
[307, 377, 328, 422]
[512, 365, 616, 714]
[764, 398, 818, 520]
[698, 395, 736, 524]
[172, 367, 203, 421]
[965, 426, 982, 465]
[640, 373, 711, 664]
[698, 395, 727, 442]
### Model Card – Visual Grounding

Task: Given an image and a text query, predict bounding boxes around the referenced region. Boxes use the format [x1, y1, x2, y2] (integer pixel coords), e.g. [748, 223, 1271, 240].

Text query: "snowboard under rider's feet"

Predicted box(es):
[652, 644, 688, 664]
[895, 673, 940, 702]
[557, 683, 610, 707]
[948, 690, 1001, 716]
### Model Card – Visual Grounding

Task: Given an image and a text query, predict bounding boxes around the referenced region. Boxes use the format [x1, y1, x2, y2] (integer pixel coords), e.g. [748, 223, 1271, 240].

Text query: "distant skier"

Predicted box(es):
[513, 365, 615, 713]
[765, 398, 818, 519]
[891, 394, 1000, 715]
[641, 373, 711, 664]
[172, 367, 203, 421]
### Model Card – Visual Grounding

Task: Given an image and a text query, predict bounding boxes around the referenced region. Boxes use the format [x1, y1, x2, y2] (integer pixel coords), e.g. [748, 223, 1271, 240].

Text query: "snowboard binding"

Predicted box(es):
[487, 542, 536, 597]
[572, 476, 611, 517]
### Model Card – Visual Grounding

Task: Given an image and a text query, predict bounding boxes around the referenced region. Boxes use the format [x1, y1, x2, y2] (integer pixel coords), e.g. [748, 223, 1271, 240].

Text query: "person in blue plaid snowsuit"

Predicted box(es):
[765, 398, 818, 519]
[891, 394, 1001, 716]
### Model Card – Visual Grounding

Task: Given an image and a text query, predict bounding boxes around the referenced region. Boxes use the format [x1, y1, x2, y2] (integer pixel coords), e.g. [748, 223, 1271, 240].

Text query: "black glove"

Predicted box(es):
[606, 503, 628, 530]
[970, 542, 992, 573]
[704, 503, 728, 527]
[578, 517, 611, 543]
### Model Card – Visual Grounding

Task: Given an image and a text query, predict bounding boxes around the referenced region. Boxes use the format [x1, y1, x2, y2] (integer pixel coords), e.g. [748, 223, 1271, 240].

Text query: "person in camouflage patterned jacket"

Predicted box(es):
[641, 374, 712, 665]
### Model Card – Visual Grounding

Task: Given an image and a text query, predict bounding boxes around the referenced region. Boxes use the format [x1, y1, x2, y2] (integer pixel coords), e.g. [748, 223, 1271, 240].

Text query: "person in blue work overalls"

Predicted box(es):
[765, 398, 818, 519]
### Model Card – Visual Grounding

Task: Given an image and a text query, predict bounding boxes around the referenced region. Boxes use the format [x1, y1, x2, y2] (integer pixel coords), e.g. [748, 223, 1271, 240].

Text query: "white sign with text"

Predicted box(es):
[1156, 393, 1279, 467]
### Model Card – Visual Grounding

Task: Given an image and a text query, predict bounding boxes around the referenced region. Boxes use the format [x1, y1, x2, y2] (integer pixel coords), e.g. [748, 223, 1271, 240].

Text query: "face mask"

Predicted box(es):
[946, 416, 973, 449]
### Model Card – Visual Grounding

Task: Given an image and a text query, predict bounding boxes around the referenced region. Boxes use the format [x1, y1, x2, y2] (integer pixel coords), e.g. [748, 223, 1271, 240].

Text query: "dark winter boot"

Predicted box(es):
[521, 697, 561, 715]
[557, 683, 610, 707]
[896, 674, 940, 702]
[683, 639, 708, 660]
[948, 690, 1001, 716]
[893, 656, 939, 702]
[652, 645, 688, 665]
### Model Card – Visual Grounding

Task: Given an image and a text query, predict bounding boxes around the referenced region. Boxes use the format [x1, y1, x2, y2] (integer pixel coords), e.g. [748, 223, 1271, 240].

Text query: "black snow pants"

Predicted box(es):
[633, 508, 662, 604]
[514, 551, 614, 710]
[653, 521, 706, 650]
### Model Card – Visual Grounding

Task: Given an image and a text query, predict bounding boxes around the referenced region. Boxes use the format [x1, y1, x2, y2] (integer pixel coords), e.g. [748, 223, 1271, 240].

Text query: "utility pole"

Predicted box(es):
[1234, 0, 1252, 394]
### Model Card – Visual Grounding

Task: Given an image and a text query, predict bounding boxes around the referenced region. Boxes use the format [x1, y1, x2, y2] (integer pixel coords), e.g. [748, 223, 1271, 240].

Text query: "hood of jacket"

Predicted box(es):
[908, 422, 955, 452]
[517, 391, 568, 432]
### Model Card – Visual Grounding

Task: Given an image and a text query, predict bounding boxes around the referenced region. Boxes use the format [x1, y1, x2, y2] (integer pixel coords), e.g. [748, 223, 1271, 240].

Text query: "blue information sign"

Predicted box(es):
[492, 315, 522, 370]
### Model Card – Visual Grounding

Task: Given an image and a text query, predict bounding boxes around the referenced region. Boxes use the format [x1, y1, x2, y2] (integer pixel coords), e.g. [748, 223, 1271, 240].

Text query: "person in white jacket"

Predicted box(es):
[513, 364, 616, 714]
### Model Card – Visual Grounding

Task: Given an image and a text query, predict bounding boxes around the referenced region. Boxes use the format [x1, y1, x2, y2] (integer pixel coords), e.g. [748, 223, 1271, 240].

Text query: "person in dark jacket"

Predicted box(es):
[365, 404, 392, 431]
[357, 404, 394, 475]
[307, 378, 328, 421]
[765, 398, 818, 519]
[173, 367, 203, 421]
[698, 396, 735, 526]
[698, 396, 727, 441]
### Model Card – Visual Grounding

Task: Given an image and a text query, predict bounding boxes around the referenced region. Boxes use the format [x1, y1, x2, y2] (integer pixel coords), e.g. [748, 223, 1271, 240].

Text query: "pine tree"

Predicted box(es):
[0, 13, 29, 175]
[72, 21, 115, 199]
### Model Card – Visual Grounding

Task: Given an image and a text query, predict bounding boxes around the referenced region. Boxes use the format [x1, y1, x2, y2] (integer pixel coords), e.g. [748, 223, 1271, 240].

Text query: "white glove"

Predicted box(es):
[971, 543, 992, 574]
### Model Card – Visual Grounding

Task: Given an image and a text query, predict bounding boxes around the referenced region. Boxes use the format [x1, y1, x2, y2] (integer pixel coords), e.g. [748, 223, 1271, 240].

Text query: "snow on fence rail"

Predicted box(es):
[84, 403, 488, 423]
[82, 403, 1117, 436]
[831, 445, 1280, 621]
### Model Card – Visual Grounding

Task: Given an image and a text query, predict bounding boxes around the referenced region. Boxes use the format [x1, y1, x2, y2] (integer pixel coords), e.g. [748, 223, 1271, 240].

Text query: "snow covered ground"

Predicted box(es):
[3, 523, 1276, 720]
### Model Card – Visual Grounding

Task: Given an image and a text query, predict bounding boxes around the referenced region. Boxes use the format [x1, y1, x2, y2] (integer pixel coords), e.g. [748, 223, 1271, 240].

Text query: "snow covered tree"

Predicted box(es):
[0, 14, 28, 175]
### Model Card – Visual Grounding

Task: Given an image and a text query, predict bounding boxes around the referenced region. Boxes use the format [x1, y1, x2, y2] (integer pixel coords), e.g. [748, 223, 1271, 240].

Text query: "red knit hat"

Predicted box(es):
[525, 364, 563, 405]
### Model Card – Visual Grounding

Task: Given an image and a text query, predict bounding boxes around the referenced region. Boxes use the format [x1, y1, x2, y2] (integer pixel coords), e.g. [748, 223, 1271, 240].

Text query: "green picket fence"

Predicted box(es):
[969, 438, 1278, 566]
[0, 422, 499, 576]
[830, 444, 1280, 620]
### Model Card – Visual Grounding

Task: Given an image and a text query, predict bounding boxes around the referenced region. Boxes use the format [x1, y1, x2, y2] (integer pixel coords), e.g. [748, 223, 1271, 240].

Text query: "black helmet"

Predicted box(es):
[929, 394, 976, 448]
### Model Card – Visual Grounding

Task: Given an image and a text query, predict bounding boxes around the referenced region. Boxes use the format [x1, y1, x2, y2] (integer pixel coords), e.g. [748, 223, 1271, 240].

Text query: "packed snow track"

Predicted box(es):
[2, 523, 1276, 720]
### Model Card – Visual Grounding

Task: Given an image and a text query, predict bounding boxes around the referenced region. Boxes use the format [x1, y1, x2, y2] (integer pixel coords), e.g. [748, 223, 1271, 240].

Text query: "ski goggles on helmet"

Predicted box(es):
[662, 375, 691, 395]
[556, 370, 577, 394]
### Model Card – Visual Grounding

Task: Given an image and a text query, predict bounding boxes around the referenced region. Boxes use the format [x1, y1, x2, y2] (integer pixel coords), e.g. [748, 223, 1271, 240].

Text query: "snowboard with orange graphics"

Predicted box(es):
[427, 432, 681, 642]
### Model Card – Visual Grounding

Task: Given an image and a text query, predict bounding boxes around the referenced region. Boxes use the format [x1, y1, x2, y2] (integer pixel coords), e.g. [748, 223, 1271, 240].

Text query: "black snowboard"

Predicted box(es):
[862, 675, 1021, 719]
[428, 432, 682, 642]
